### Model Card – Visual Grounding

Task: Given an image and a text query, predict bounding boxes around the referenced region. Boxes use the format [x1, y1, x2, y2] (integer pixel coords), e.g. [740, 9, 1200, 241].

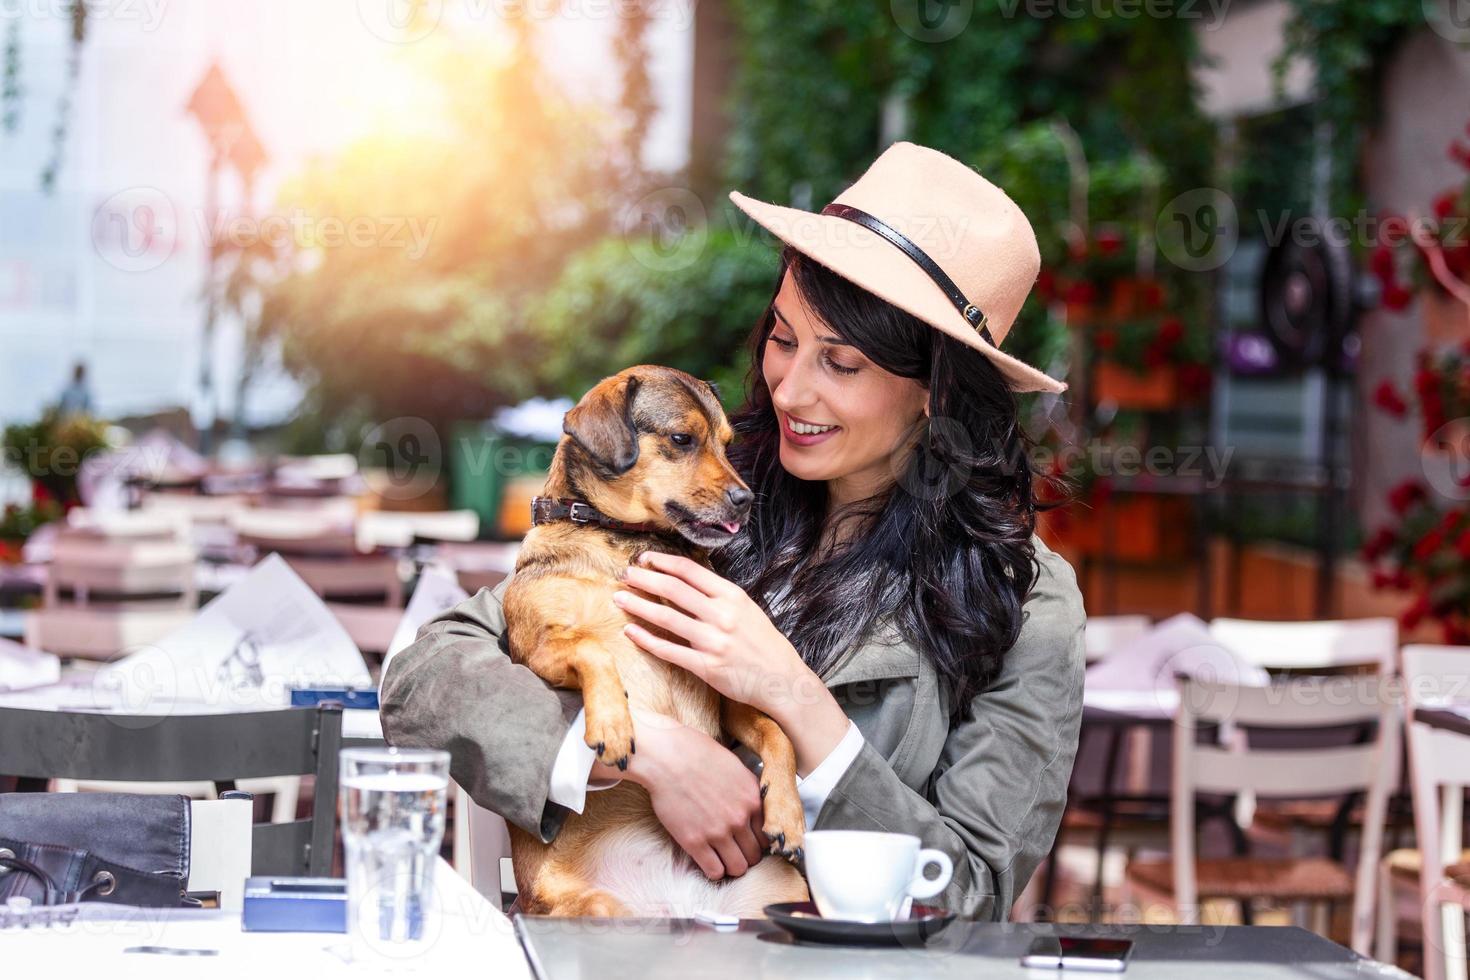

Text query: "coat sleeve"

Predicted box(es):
[378, 573, 585, 841]
[812, 544, 1087, 920]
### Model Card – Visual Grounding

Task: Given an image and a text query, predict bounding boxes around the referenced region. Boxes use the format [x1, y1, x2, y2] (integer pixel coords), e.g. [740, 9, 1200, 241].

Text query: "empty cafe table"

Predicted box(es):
[513, 919, 1406, 979]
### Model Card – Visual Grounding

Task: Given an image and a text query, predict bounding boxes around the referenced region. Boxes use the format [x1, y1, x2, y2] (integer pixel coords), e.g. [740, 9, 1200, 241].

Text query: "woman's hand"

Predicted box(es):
[592, 710, 766, 881]
[611, 551, 851, 774]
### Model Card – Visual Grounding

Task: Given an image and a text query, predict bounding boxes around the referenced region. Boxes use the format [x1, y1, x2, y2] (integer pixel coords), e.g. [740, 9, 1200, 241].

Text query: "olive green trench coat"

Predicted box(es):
[379, 535, 1086, 920]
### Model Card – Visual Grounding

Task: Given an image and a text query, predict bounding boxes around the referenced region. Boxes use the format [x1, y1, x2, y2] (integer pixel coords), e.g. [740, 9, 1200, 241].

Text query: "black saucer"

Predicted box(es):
[763, 901, 956, 946]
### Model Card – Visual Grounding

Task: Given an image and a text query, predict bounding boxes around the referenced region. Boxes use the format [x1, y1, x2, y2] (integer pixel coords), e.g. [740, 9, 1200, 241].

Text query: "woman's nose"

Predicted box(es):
[770, 353, 817, 412]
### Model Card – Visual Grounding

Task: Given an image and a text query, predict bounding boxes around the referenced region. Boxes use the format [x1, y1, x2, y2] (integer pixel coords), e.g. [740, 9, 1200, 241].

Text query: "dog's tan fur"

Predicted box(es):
[503, 365, 809, 917]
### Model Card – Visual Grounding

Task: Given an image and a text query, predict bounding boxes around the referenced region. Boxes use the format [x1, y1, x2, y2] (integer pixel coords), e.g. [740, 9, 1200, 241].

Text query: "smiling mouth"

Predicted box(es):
[781, 412, 841, 442]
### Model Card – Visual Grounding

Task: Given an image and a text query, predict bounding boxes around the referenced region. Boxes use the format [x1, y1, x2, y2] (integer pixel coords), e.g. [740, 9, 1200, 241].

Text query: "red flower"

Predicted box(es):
[1382, 283, 1413, 311]
[1143, 342, 1170, 370]
[1414, 527, 1446, 562]
[1369, 244, 1396, 282]
[1178, 362, 1212, 391]
[1444, 622, 1470, 645]
[1445, 243, 1470, 279]
[1388, 480, 1427, 515]
[1158, 317, 1185, 346]
[1401, 593, 1431, 630]
[1095, 228, 1124, 256]
[1094, 330, 1118, 352]
[1064, 281, 1097, 306]
[1140, 282, 1165, 310]
[1036, 268, 1057, 300]
[1434, 189, 1461, 221]
[1362, 527, 1397, 562]
[1372, 380, 1409, 418]
[1449, 143, 1470, 170]
[1457, 530, 1470, 559]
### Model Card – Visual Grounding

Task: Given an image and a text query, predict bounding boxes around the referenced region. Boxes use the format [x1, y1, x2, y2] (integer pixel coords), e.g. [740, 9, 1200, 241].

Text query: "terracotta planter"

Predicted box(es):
[1093, 362, 1177, 409]
[1424, 291, 1470, 348]
[1051, 494, 1192, 563]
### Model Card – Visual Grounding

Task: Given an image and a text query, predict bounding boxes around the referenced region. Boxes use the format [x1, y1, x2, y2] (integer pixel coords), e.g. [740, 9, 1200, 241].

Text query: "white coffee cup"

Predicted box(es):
[803, 830, 953, 922]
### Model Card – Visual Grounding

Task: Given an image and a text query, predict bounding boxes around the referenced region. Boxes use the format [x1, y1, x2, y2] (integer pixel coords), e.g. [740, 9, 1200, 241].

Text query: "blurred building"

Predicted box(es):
[0, 1, 696, 430]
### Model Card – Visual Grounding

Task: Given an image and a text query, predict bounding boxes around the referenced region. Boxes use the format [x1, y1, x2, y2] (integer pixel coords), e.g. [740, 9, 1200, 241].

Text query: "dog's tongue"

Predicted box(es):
[721, 521, 741, 535]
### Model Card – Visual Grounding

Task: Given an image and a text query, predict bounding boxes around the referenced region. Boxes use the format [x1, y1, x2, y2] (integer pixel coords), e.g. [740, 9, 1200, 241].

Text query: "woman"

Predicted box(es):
[381, 142, 1086, 920]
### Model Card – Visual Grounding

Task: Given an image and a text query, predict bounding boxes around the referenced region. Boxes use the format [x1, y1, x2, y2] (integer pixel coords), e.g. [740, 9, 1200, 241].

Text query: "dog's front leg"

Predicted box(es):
[527, 630, 636, 771]
[721, 699, 805, 866]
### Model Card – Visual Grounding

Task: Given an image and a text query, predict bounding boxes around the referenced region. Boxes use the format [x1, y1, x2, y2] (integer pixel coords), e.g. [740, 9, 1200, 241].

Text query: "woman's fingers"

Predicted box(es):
[688, 843, 725, 882]
[622, 622, 703, 675]
[635, 551, 737, 599]
[734, 822, 764, 869]
[711, 835, 750, 879]
[612, 590, 708, 645]
[621, 565, 718, 622]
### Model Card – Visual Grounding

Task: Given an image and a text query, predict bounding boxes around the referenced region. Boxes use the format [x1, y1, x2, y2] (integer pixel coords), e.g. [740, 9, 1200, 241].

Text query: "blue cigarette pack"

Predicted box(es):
[242, 877, 348, 933]
[288, 686, 379, 710]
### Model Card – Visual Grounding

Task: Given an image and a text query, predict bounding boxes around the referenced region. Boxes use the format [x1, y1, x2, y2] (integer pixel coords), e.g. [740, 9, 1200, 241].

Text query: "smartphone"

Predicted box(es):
[1021, 935, 1134, 972]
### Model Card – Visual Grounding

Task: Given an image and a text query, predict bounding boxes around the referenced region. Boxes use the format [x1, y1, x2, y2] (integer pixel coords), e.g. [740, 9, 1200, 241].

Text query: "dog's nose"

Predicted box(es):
[726, 487, 752, 509]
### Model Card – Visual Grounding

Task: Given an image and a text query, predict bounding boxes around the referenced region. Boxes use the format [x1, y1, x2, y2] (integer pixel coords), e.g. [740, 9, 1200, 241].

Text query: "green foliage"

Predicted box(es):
[2, 411, 110, 505]
[0, 500, 62, 542]
[1276, 0, 1422, 210]
[257, 32, 620, 432]
[531, 222, 780, 406]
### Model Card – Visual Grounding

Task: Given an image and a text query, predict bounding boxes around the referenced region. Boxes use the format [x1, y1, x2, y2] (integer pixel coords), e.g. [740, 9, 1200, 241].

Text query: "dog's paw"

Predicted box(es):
[584, 706, 636, 771]
[760, 781, 805, 867]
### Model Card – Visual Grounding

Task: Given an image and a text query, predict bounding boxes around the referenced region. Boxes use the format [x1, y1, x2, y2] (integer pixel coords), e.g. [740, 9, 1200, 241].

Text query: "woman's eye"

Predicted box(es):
[768, 335, 796, 351]
[670, 433, 693, 446]
[824, 355, 860, 376]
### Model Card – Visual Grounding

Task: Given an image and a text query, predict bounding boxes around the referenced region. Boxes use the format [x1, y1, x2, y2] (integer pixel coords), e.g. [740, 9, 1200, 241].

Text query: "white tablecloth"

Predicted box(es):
[0, 662, 384, 741]
[4, 858, 530, 978]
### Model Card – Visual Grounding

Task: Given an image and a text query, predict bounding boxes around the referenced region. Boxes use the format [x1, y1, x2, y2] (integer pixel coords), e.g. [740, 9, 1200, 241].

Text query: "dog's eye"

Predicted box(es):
[670, 433, 693, 447]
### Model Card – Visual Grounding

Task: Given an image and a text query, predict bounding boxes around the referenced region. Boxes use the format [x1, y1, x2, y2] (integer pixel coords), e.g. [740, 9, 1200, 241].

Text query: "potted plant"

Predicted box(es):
[0, 501, 62, 563]
[2, 411, 111, 509]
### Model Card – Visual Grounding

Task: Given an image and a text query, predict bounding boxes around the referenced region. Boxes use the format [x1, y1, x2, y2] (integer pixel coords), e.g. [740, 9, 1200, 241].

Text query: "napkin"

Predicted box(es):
[0, 637, 61, 691]
[1085, 612, 1271, 694]
[96, 554, 372, 710]
[382, 564, 469, 677]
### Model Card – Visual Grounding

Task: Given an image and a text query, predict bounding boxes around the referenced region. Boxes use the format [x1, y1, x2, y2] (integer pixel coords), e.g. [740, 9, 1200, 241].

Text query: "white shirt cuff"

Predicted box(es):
[547, 708, 622, 814]
[795, 720, 864, 830]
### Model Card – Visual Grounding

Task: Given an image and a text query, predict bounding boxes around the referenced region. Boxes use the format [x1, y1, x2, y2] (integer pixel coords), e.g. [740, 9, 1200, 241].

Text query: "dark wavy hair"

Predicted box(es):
[709, 247, 1045, 711]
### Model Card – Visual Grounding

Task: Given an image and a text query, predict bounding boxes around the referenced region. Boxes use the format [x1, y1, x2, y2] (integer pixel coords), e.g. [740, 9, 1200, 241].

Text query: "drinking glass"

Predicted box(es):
[340, 747, 450, 967]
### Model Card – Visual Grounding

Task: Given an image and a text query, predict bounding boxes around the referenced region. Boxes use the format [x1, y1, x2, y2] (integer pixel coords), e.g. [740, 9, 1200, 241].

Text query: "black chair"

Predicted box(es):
[0, 704, 343, 876]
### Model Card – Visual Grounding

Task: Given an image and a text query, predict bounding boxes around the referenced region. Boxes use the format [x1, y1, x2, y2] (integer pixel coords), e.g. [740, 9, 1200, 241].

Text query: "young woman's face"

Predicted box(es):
[761, 272, 930, 505]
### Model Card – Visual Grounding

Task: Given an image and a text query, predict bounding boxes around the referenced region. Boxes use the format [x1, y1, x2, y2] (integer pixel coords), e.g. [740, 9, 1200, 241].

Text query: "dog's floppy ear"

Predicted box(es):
[563, 375, 642, 475]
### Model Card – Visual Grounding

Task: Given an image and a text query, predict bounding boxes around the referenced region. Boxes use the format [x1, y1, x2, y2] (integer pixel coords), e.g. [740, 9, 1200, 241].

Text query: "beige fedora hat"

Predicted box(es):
[730, 141, 1065, 393]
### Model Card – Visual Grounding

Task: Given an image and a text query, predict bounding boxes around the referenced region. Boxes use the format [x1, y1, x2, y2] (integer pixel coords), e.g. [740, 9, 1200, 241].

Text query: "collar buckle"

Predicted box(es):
[567, 502, 596, 524]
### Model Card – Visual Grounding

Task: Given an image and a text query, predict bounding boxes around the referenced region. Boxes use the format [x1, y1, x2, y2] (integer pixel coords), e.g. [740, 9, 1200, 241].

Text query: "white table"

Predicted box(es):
[5, 857, 530, 977]
[0, 662, 384, 741]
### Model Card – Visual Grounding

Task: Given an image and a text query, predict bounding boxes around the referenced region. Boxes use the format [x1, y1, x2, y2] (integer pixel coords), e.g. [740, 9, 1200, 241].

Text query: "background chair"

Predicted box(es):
[0, 704, 343, 876]
[1208, 617, 1397, 673]
[1123, 673, 1397, 952]
[1382, 644, 1470, 980]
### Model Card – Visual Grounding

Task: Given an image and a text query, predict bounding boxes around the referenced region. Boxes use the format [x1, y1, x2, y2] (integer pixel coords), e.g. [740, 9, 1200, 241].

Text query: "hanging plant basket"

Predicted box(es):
[1053, 493, 1192, 562]
[1093, 362, 1178, 409]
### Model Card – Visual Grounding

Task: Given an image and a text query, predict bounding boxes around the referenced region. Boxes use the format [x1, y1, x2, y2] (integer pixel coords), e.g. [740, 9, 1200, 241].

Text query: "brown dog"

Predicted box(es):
[503, 365, 809, 917]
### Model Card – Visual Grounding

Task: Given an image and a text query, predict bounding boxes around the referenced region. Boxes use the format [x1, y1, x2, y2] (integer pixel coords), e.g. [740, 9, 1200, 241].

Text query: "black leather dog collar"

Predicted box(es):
[531, 496, 664, 535]
[821, 203, 997, 348]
